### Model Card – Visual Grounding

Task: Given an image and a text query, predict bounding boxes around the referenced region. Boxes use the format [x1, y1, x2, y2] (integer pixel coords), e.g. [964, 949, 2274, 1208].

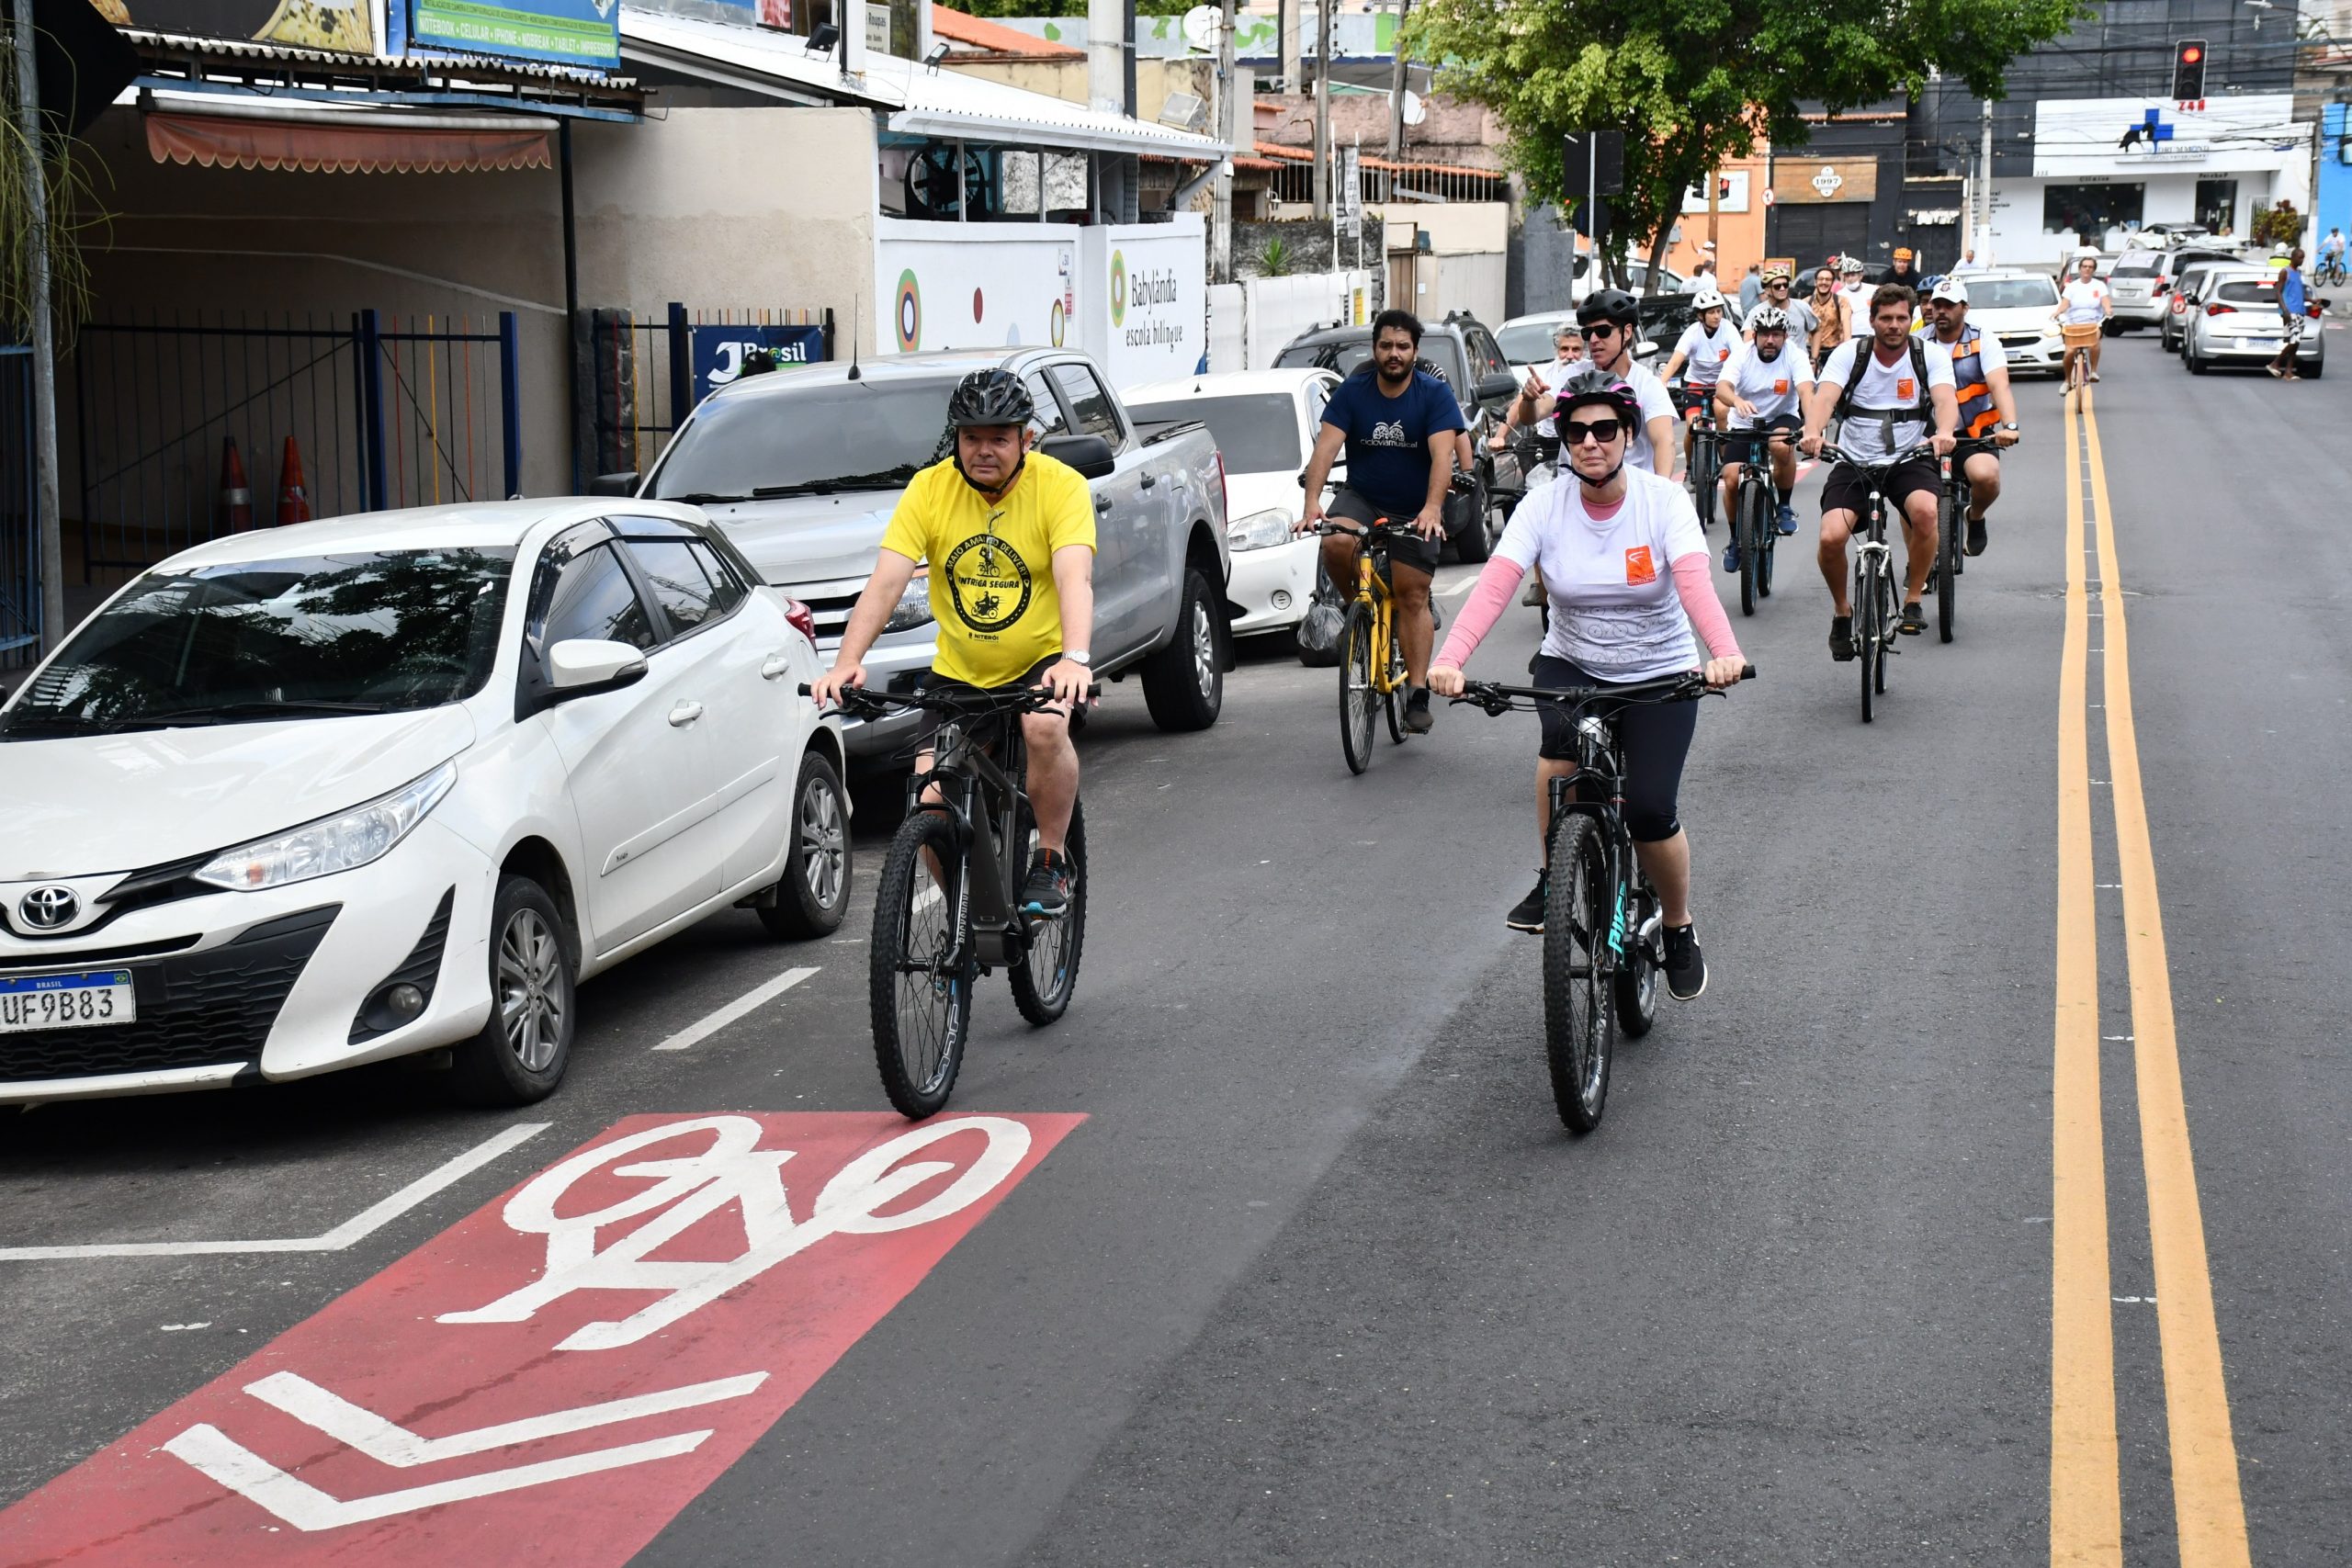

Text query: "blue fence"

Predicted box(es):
[589, 304, 831, 480]
[69, 310, 521, 587]
[0, 344, 37, 667]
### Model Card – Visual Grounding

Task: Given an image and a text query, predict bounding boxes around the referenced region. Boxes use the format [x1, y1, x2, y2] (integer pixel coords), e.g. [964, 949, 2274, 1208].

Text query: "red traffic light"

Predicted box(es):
[2180, 43, 2203, 63]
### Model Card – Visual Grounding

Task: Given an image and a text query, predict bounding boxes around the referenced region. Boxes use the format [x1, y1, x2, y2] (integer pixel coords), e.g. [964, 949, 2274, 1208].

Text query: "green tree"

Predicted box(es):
[1404, 0, 2086, 288]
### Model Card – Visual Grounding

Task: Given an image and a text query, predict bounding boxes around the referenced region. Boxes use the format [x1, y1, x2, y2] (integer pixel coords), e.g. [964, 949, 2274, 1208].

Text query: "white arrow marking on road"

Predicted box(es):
[161, 1370, 768, 1529]
[652, 966, 820, 1053]
[0, 1123, 549, 1261]
[242, 1370, 768, 1465]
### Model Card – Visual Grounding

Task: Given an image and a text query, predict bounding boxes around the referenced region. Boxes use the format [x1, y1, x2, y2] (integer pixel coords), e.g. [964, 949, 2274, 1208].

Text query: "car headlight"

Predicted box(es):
[1227, 508, 1296, 552]
[884, 573, 933, 632]
[193, 761, 458, 892]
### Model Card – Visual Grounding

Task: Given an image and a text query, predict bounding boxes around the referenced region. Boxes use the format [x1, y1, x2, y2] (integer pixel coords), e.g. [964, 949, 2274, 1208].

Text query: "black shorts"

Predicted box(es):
[1531, 653, 1699, 843]
[914, 654, 1063, 746]
[1327, 486, 1441, 575]
[1820, 454, 1941, 517]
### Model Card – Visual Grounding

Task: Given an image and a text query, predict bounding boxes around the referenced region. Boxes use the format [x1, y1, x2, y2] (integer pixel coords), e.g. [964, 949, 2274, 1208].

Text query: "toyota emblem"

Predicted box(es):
[18, 886, 80, 931]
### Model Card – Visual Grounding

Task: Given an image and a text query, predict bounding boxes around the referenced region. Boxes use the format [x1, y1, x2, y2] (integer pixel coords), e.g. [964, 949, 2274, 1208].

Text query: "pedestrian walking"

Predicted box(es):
[2269, 248, 2308, 381]
[1738, 263, 1763, 313]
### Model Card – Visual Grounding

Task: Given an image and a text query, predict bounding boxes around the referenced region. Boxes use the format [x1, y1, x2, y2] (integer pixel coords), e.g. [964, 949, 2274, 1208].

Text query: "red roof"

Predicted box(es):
[929, 6, 1083, 60]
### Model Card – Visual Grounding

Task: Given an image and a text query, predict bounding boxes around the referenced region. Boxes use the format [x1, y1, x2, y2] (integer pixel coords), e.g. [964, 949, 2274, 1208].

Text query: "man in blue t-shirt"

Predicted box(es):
[1295, 309, 1468, 732]
[2270, 247, 2309, 381]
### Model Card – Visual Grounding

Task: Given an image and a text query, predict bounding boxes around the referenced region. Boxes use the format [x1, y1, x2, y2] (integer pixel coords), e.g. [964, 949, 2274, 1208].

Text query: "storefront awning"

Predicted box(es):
[143, 103, 556, 174]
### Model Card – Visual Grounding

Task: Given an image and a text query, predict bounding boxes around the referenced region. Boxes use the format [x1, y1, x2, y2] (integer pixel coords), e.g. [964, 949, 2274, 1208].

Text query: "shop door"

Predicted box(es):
[1770, 205, 1871, 271]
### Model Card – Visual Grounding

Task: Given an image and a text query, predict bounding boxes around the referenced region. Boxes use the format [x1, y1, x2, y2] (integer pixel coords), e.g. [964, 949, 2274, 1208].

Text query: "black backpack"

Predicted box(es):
[1833, 335, 1934, 451]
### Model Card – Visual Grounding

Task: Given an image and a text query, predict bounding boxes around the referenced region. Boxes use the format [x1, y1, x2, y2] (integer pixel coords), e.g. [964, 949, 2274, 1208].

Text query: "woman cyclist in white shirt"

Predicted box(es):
[1429, 367, 1747, 1000]
[2052, 251, 2112, 381]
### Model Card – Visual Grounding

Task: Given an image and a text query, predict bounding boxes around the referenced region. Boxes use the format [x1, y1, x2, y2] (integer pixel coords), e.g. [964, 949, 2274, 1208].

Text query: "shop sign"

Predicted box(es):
[103, 0, 374, 54]
[406, 0, 619, 69]
[1772, 161, 1877, 205]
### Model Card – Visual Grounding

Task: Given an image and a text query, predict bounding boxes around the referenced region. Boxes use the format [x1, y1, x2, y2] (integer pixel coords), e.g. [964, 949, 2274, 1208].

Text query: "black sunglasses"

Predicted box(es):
[1561, 416, 1624, 446]
[1583, 321, 1622, 338]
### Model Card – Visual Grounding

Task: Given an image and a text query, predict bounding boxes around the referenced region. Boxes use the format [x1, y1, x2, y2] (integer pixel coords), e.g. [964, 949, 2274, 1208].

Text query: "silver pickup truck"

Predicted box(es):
[622, 348, 1232, 763]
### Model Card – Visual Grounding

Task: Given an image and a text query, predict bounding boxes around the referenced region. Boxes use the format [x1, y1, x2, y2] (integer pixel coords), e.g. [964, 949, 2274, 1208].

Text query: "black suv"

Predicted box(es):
[1272, 310, 1524, 561]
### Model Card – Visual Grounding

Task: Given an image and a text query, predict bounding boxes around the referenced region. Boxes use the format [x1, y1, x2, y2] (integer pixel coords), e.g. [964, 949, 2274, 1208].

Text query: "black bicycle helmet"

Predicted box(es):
[946, 367, 1035, 428]
[1553, 366, 1643, 426]
[1576, 288, 1640, 330]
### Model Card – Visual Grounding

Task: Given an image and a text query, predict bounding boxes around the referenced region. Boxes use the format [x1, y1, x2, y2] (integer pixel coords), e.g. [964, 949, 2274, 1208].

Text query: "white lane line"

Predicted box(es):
[1439, 573, 1483, 598]
[0, 1123, 548, 1262]
[651, 966, 820, 1054]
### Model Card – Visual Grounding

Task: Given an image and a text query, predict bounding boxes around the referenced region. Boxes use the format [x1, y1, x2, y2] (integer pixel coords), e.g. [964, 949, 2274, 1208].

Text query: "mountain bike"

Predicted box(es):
[1716, 423, 1793, 617]
[2315, 255, 2346, 288]
[1674, 386, 1722, 530]
[1453, 666, 1754, 1132]
[1929, 434, 2002, 644]
[1819, 439, 1936, 723]
[811, 680, 1096, 1118]
[1311, 517, 1432, 774]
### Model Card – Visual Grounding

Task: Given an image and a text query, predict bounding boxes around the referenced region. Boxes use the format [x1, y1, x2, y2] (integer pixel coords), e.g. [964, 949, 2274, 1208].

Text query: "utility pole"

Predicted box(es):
[1386, 0, 1411, 159]
[10, 9, 62, 655]
[1278, 0, 1297, 93]
[1311, 0, 1330, 220]
[1212, 0, 1235, 282]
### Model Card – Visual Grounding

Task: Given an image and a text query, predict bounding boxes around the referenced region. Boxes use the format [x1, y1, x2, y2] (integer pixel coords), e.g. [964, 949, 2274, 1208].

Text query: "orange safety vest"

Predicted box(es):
[1932, 323, 1999, 437]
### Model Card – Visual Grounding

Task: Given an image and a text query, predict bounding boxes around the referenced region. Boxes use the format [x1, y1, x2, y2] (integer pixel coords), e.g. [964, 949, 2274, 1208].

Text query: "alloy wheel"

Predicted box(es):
[1190, 599, 1216, 701]
[800, 773, 848, 908]
[497, 908, 566, 1072]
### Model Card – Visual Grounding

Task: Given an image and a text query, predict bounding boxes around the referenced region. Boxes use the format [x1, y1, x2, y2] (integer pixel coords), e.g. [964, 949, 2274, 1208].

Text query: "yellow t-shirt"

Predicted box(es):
[878, 452, 1097, 688]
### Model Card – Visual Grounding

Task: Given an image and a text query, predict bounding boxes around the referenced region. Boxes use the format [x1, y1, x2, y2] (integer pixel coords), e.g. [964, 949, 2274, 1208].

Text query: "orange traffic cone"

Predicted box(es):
[276, 436, 311, 525]
[215, 437, 254, 534]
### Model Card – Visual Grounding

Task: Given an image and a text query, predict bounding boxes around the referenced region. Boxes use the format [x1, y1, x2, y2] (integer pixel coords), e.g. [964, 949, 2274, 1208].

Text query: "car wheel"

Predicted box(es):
[1140, 567, 1224, 731]
[2185, 340, 2207, 375]
[1453, 474, 1494, 564]
[2303, 354, 2324, 380]
[450, 874, 575, 1106]
[760, 748, 852, 939]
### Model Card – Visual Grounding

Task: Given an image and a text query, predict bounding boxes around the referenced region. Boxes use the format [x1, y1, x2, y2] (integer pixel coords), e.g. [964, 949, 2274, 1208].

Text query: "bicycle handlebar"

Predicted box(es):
[799, 681, 1102, 716]
[1449, 665, 1757, 716]
[1814, 437, 1943, 469]
[1306, 519, 1439, 542]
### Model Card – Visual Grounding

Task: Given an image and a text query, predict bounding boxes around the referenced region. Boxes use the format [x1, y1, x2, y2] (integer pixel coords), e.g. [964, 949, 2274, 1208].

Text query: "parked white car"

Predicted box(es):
[0, 500, 847, 1107]
[1949, 271, 2068, 375]
[1125, 368, 1340, 637]
[2181, 267, 2324, 376]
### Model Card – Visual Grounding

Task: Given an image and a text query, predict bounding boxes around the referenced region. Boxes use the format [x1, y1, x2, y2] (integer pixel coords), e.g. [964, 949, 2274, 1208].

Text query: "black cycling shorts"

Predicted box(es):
[1820, 454, 1941, 517]
[1531, 652, 1699, 844]
[1327, 485, 1441, 575]
[914, 654, 1064, 747]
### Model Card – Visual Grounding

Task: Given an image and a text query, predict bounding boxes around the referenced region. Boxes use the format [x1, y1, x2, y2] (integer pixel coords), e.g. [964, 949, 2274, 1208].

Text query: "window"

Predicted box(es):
[2043, 183, 2144, 243]
[1049, 363, 1124, 443]
[1023, 371, 1072, 437]
[2110, 252, 2162, 276]
[691, 542, 751, 615]
[1469, 330, 1509, 380]
[625, 539, 723, 635]
[1125, 395, 1300, 475]
[2195, 179, 2239, 235]
[2211, 278, 2279, 306]
[1960, 276, 2059, 310]
[1305, 378, 1331, 424]
[542, 544, 655, 650]
[649, 378, 960, 502]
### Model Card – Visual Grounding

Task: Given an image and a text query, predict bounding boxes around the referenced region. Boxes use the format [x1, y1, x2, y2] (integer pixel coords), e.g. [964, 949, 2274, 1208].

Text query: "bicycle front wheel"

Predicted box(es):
[870, 809, 974, 1119]
[1339, 602, 1377, 774]
[1937, 491, 1958, 644]
[1009, 797, 1086, 1026]
[1736, 482, 1761, 616]
[1873, 559, 1894, 696]
[1543, 814, 1615, 1133]
[1855, 557, 1879, 724]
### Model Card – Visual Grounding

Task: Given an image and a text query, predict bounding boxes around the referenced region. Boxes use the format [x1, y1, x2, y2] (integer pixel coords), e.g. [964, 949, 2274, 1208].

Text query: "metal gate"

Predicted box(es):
[588, 304, 832, 480]
[69, 310, 521, 587]
[0, 344, 37, 667]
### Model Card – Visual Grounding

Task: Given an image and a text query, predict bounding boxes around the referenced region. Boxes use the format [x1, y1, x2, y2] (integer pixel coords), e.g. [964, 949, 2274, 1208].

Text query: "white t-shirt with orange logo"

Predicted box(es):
[1671, 320, 1743, 387]
[1493, 466, 1706, 682]
[1816, 336, 1955, 463]
[1717, 340, 1815, 425]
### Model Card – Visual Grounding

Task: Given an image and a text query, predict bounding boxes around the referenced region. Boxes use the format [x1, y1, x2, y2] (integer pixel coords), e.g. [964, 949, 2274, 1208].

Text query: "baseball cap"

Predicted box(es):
[1893, 246, 1914, 261]
[1929, 278, 1968, 304]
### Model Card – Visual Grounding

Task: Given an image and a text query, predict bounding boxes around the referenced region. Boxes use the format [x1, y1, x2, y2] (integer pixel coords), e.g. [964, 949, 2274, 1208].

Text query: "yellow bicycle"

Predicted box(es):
[1312, 518, 1424, 773]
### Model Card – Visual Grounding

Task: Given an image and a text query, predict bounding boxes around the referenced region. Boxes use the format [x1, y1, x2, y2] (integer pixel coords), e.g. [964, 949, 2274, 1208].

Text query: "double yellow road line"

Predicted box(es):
[2051, 389, 2250, 1565]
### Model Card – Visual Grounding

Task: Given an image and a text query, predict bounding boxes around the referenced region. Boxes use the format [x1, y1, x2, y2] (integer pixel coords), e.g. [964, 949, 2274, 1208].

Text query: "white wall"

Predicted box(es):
[1433, 251, 1506, 329]
[1203, 270, 1372, 371]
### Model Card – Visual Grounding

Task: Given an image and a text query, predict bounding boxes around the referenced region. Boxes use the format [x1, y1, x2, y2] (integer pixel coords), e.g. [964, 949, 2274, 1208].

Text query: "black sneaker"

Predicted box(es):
[1506, 872, 1547, 932]
[1403, 686, 1434, 734]
[1020, 849, 1072, 919]
[1900, 601, 1927, 636]
[1662, 923, 1707, 999]
[1965, 513, 1988, 557]
[1829, 615, 1856, 662]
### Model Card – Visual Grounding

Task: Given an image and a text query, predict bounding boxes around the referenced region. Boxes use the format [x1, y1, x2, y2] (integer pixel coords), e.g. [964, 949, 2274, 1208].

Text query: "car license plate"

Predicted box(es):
[0, 970, 136, 1032]
[2248, 339, 2279, 351]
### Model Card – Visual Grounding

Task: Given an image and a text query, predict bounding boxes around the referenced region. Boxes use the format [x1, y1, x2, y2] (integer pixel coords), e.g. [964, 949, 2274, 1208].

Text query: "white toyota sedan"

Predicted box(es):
[1126, 367, 1340, 638]
[0, 500, 848, 1107]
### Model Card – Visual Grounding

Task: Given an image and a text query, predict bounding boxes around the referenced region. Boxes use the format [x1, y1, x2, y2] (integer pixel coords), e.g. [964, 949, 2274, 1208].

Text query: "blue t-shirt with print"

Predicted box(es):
[1321, 367, 1467, 522]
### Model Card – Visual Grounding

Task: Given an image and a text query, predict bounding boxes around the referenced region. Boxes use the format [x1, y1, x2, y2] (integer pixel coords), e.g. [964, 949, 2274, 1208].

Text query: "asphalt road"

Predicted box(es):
[2, 329, 2345, 1565]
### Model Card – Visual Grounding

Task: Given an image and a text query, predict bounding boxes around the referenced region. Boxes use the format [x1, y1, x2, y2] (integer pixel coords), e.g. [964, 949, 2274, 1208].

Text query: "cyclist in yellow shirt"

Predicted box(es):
[811, 368, 1097, 915]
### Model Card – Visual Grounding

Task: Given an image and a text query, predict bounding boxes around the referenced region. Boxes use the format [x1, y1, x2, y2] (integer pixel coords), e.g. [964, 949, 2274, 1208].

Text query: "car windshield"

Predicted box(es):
[1, 549, 514, 738]
[1128, 394, 1300, 475]
[2213, 279, 2279, 305]
[1275, 338, 1469, 399]
[2111, 252, 2162, 275]
[648, 379, 957, 502]
[1969, 277, 2061, 309]
[1498, 322, 1568, 362]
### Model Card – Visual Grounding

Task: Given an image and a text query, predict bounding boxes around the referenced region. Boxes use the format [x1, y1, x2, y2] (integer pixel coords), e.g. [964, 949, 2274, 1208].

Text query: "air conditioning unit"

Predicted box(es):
[1158, 92, 1208, 135]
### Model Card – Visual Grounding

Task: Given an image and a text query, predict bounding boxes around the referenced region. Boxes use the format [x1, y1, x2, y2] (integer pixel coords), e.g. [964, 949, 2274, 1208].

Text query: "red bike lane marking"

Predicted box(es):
[0, 1111, 1081, 1568]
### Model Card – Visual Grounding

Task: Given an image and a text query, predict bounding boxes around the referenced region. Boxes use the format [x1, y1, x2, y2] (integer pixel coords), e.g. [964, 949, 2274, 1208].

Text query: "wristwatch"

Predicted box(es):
[1997, 422, 2019, 432]
[1065, 651, 1091, 666]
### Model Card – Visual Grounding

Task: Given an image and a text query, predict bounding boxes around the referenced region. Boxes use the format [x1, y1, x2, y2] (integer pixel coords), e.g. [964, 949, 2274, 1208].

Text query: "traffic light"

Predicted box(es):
[2173, 39, 2207, 103]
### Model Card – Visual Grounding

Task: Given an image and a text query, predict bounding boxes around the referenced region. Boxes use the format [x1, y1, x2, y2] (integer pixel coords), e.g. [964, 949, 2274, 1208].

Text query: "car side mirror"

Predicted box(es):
[1634, 339, 1662, 361]
[547, 638, 649, 696]
[1476, 371, 1520, 402]
[1038, 433, 1116, 480]
[590, 471, 639, 498]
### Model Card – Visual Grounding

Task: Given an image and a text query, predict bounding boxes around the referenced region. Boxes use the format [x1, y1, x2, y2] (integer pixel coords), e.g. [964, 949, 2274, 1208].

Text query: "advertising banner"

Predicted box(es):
[687, 324, 828, 407]
[98, 0, 374, 55]
[875, 220, 1081, 358]
[407, 0, 619, 69]
[1085, 216, 1207, 389]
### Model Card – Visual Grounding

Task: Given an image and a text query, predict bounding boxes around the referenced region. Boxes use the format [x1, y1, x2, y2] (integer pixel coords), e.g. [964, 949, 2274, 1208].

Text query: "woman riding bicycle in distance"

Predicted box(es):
[1427, 367, 1747, 1000]
[808, 368, 1096, 917]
